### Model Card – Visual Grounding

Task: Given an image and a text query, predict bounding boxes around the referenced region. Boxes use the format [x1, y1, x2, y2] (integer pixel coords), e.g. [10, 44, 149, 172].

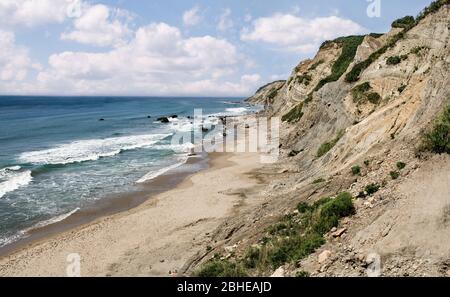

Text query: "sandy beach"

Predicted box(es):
[0, 151, 263, 277]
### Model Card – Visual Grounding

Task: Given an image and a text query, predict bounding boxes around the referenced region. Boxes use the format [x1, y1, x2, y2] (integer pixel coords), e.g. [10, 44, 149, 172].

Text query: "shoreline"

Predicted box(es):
[0, 149, 264, 276]
[0, 153, 209, 258]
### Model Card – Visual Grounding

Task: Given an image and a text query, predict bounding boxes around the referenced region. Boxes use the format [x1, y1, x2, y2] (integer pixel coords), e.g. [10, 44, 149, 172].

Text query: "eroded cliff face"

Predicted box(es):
[248, 5, 450, 176]
[189, 3, 450, 277]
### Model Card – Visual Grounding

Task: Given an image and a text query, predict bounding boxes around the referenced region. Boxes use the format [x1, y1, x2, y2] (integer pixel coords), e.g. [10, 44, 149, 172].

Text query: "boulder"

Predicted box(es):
[170, 115, 178, 118]
[202, 127, 209, 132]
[318, 250, 332, 264]
[332, 228, 347, 238]
[157, 117, 170, 123]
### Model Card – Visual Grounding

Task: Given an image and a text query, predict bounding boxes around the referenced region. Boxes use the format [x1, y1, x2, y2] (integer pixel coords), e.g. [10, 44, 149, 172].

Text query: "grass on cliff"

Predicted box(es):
[351, 82, 383, 105]
[423, 103, 450, 154]
[282, 103, 304, 123]
[346, 0, 450, 83]
[196, 192, 356, 276]
[317, 130, 345, 157]
[392, 16, 415, 29]
[309, 36, 365, 97]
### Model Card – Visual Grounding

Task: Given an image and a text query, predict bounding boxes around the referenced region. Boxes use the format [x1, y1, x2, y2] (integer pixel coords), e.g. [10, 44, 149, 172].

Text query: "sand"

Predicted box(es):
[0, 151, 263, 276]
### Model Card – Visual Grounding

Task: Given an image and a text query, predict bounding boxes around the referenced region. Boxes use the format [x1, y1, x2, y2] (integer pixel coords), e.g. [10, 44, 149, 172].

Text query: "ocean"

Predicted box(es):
[0, 96, 260, 248]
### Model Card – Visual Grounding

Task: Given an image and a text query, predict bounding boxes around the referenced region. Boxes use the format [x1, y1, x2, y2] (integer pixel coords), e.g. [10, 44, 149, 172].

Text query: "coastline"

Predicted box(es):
[0, 149, 264, 276]
[0, 153, 209, 258]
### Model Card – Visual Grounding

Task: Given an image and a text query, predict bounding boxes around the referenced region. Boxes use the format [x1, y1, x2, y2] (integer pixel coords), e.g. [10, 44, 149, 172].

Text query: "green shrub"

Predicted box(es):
[297, 202, 311, 213]
[396, 162, 407, 170]
[244, 247, 261, 269]
[351, 82, 381, 104]
[352, 82, 371, 102]
[365, 183, 380, 195]
[313, 192, 355, 235]
[312, 178, 326, 184]
[390, 171, 400, 180]
[367, 92, 382, 104]
[267, 222, 288, 235]
[392, 16, 415, 28]
[295, 270, 310, 277]
[317, 130, 345, 157]
[386, 56, 402, 65]
[364, 160, 370, 166]
[196, 260, 248, 277]
[351, 165, 361, 175]
[423, 104, 450, 154]
[411, 46, 429, 56]
[200, 192, 355, 276]
[282, 103, 304, 123]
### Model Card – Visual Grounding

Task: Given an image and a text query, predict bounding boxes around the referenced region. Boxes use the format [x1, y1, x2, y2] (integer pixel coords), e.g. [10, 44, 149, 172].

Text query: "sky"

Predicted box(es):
[0, 0, 434, 97]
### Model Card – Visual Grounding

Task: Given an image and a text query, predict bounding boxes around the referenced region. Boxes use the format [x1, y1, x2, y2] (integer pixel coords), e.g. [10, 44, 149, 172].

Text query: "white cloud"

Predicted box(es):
[0, 0, 78, 27]
[33, 23, 259, 96]
[0, 30, 40, 82]
[241, 14, 366, 53]
[183, 6, 201, 27]
[217, 8, 233, 31]
[61, 4, 132, 47]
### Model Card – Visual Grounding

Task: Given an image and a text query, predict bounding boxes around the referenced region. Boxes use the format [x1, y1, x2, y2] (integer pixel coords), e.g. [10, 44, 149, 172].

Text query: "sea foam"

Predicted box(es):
[19, 133, 172, 165]
[0, 168, 33, 199]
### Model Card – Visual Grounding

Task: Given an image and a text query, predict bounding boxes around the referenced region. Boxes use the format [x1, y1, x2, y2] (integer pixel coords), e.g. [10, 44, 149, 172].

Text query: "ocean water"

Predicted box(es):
[0, 96, 259, 247]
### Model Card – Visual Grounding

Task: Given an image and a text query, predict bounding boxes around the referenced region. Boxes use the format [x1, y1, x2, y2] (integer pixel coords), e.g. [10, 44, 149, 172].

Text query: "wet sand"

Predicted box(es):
[0, 151, 263, 276]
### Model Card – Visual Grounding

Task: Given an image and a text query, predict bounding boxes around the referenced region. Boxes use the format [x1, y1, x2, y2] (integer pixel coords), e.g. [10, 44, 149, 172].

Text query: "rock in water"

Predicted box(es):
[157, 117, 170, 123]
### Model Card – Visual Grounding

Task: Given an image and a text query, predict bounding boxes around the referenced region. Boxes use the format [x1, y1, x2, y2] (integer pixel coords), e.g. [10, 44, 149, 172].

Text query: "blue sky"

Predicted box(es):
[0, 0, 433, 96]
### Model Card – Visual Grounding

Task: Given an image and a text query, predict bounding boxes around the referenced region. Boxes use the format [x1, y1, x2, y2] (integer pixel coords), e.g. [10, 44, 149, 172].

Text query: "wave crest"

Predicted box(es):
[19, 133, 172, 165]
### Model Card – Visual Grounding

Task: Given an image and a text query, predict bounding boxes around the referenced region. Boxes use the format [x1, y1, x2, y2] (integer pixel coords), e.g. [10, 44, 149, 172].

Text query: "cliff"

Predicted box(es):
[191, 0, 450, 277]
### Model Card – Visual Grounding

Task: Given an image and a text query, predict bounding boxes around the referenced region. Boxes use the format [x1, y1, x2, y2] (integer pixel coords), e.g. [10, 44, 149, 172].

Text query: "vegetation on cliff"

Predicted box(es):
[196, 192, 356, 276]
[423, 103, 450, 154]
[282, 103, 304, 123]
[346, 0, 450, 83]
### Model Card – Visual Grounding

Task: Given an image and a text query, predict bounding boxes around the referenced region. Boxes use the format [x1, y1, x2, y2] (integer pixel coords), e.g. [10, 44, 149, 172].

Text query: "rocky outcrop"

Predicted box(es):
[191, 2, 450, 277]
